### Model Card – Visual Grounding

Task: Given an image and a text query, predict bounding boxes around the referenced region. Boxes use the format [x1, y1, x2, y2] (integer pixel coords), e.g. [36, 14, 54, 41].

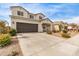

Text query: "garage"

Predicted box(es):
[16, 22, 38, 33]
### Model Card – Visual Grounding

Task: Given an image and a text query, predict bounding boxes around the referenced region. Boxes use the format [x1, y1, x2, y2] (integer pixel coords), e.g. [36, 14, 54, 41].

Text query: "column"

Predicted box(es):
[50, 24, 53, 31]
[38, 23, 43, 32]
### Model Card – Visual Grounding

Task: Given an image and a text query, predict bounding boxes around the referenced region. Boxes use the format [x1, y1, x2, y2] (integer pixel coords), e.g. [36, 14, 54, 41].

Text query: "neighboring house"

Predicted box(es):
[10, 6, 53, 33]
[53, 21, 64, 32]
[67, 23, 79, 31]
[53, 21, 68, 32]
[67, 25, 72, 31]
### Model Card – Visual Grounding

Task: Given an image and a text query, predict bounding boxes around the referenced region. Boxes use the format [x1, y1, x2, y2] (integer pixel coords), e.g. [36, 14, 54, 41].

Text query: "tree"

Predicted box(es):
[70, 23, 77, 28]
[0, 20, 10, 34]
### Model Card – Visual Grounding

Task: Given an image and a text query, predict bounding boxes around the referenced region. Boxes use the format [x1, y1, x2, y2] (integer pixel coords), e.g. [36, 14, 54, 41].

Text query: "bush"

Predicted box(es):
[11, 51, 18, 56]
[53, 30, 57, 33]
[61, 33, 71, 38]
[9, 29, 16, 36]
[0, 34, 11, 47]
[2, 26, 11, 34]
[8, 50, 18, 56]
[62, 30, 68, 33]
[47, 30, 52, 34]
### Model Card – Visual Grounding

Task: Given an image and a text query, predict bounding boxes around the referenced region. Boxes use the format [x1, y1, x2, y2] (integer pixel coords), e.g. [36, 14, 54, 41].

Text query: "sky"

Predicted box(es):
[0, 3, 79, 25]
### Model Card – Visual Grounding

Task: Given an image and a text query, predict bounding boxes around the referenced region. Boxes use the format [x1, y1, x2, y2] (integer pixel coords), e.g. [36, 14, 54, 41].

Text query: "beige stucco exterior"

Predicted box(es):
[10, 6, 53, 32]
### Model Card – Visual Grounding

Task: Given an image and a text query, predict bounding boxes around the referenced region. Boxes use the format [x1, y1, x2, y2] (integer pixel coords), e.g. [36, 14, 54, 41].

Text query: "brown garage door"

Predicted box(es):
[16, 22, 38, 33]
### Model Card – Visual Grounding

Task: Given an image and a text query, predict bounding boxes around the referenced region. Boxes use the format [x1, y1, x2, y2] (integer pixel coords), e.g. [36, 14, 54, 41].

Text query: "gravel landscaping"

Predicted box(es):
[52, 31, 79, 39]
[0, 36, 23, 56]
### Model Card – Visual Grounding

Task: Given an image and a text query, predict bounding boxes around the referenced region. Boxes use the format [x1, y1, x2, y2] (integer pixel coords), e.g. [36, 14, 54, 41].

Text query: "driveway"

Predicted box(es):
[17, 33, 79, 56]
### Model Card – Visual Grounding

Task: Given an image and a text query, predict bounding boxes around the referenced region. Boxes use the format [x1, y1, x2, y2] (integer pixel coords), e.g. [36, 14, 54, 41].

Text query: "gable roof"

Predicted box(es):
[10, 6, 29, 13]
[34, 13, 45, 17]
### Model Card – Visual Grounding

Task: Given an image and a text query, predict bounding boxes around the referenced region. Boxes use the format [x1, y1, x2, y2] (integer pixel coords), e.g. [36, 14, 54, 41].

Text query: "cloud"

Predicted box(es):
[0, 3, 79, 25]
[0, 3, 21, 25]
[52, 16, 79, 25]
[0, 3, 21, 8]
[69, 17, 79, 24]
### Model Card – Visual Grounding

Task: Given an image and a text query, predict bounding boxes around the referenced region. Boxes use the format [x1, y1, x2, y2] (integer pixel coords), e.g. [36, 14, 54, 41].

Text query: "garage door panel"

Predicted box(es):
[16, 22, 38, 33]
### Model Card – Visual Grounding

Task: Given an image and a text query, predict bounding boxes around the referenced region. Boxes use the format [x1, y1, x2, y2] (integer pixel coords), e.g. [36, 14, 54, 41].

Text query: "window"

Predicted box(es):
[39, 16, 42, 19]
[17, 11, 23, 16]
[30, 15, 34, 19]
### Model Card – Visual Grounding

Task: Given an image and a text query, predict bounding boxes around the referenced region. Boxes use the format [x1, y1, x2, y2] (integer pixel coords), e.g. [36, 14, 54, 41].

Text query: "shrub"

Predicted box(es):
[11, 51, 18, 56]
[9, 29, 16, 36]
[8, 50, 18, 56]
[53, 30, 57, 33]
[0, 34, 11, 47]
[2, 26, 11, 34]
[62, 30, 68, 33]
[61, 33, 71, 38]
[47, 30, 52, 34]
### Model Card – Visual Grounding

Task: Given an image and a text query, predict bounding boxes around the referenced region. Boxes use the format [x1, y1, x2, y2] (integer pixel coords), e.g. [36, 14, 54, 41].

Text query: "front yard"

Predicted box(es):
[0, 32, 79, 56]
[0, 36, 22, 56]
[52, 31, 79, 39]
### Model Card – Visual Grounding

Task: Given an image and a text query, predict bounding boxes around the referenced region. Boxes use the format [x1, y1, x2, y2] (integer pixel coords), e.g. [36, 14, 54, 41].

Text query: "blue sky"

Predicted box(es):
[0, 3, 79, 25]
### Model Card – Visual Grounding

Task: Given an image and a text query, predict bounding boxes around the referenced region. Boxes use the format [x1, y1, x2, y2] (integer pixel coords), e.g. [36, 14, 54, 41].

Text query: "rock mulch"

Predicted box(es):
[0, 36, 23, 56]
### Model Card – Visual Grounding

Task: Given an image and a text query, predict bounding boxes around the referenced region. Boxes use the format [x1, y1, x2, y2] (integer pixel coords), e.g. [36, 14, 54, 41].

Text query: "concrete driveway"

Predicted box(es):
[17, 33, 79, 56]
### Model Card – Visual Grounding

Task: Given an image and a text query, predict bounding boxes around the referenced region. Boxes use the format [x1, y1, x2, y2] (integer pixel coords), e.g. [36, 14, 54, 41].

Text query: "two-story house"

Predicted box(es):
[10, 6, 53, 33]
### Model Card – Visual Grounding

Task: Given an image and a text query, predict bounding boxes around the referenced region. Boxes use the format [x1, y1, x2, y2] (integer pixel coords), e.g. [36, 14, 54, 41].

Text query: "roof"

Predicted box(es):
[42, 18, 53, 23]
[34, 13, 45, 17]
[10, 6, 29, 13]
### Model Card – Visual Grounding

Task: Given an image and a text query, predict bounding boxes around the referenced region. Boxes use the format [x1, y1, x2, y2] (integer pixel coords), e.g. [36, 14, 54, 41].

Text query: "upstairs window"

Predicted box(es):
[17, 11, 23, 16]
[30, 15, 34, 19]
[39, 16, 42, 19]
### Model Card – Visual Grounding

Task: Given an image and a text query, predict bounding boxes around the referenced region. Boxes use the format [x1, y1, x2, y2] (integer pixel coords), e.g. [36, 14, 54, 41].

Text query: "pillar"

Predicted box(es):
[38, 23, 43, 32]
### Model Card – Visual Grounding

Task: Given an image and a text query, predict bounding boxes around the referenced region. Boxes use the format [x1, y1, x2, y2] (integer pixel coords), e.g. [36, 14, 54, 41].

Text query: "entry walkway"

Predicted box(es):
[17, 33, 79, 56]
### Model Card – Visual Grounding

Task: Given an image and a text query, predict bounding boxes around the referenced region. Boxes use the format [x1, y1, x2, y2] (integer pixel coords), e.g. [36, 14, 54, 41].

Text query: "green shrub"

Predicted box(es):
[9, 29, 16, 36]
[47, 30, 52, 34]
[0, 34, 11, 47]
[61, 33, 71, 38]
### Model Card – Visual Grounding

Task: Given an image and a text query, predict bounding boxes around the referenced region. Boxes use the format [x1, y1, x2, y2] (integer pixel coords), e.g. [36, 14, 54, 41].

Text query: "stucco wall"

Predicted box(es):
[11, 6, 29, 18]
[34, 14, 45, 20]
[41, 19, 53, 31]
